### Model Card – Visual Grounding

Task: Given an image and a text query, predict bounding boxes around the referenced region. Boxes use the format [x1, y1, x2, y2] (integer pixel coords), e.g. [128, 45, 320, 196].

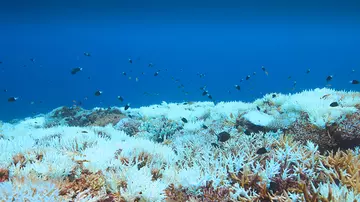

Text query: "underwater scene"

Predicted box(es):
[1, 1, 360, 201]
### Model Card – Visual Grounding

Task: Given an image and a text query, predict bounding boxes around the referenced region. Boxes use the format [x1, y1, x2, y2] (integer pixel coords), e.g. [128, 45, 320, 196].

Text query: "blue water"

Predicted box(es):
[0, 0, 359, 121]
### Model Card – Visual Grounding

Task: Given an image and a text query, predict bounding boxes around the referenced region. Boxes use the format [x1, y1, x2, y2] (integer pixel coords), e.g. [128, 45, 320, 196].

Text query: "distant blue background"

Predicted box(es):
[0, 0, 359, 121]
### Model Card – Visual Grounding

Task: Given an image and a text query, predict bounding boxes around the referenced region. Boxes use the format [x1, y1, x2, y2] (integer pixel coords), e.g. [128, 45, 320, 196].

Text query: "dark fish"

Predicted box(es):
[288, 76, 292, 80]
[261, 66, 269, 75]
[202, 124, 208, 129]
[326, 75, 333, 82]
[234, 85, 240, 90]
[217, 131, 230, 142]
[272, 94, 276, 98]
[30, 58, 35, 63]
[349, 80, 359, 84]
[306, 69, 311, 74]
[293, 81, 297, 87]
[8, 97, 18, 102]
[240, 78, 244, 82]
[211, 143, 219, 148]
[154, 71, 160, 76]
[148, 63, 154, 67]
[88, 76, 91, 80]
[256, 147, 267, 155]
[84, 52, 91, 56]
[246, 75, 251, 80]
[334, 178, 340, 186]
[202, 90, 208, 96]
[256, 106, 261, 111]
[330, 102, 339, 107]
[94, 90, 102, 96]
[124, 103, 130, 110]
[122, 72, 127, 76]
[3, 89, 7, 92]
[0, 61, 2, 64]
[207, 94, 213, 99]
[197, 73, 206, 78]
[253, 72, 256, 76]
[117, 96, 124, 102]
[71, 67, 82, 75]
[81, 131, 88, 133]
[181, 118, 188, 123]
[128, 58, 132, 64]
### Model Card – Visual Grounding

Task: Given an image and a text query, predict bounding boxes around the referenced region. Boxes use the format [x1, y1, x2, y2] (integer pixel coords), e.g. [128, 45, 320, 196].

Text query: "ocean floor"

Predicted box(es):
[0, 88, 360, 201]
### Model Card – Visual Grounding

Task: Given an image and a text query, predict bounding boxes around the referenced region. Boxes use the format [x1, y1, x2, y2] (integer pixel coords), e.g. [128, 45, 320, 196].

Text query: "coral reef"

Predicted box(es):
[0, 88, 359, 201]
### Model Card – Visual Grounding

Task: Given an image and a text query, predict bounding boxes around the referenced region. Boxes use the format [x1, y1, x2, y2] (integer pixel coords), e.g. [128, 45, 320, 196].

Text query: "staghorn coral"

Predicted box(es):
[59, 164, 107, 199]
[115, 118, 141, 137]
[140, 115, 183, 142]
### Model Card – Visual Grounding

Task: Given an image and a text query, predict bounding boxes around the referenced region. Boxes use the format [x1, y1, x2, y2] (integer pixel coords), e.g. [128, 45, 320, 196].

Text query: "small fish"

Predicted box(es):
[30, 58, 35, 63]
[128, 58, 132, 64]
[256, 147, 267, 155]
[181, 118, 188, 123]
[87, 76, 91, 80]
[71, 67, 82, 75]
[202, 124, 208, 129]
[148, 63, 154, 67]
[81, 131, 88, 133]
[117, 96, 124, 102]
[349, 80, 359, 84]
[200, 86, 206, 91]
[234, 85, 240, 90]
[272, 94, 276, 98]
[124, 103, 130, 110]
[240, 78, 244, 82]
[94, 90, 102, 96]
[246, 75, 251, 80]
[0, 61, 2, 64]
[326, 75, 333, 82]
[293, 81, 297, 87]
[287, 76, 292, 80]
[135, 77, 139, 82]
[207, 94, 213, 99]
[8, 97, 18, 102]
[330, 102, 339, 107]
[306, 69, 311, 74]
[253, 72, 256, 76]
[122, 72, 127, 76]
[217, 131, 230, 142]
[256, 106, 261, 111]
[197, 73, 206, 78]
[3, 89, 7, 92]
[261, 66, 269, 75]
[154, 71, 160, 76]
[84, 52, 91, 56]
[202, 91, 208, 96]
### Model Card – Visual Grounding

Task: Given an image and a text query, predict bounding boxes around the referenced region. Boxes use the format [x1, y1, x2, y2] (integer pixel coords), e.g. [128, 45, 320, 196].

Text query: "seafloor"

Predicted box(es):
[0, 88, 360, 201]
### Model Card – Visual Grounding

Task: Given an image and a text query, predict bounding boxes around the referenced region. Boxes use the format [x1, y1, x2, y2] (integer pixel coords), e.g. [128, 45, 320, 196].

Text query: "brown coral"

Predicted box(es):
[0, 168, 9, 182]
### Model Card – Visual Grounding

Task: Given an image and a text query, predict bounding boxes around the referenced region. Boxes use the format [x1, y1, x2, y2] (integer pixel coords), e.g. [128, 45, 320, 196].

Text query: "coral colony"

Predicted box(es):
[1, 88, 360, 201]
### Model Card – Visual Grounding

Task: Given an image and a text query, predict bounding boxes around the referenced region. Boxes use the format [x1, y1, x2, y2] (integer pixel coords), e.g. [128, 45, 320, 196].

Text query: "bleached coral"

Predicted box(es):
[1, 88, 360, 201]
